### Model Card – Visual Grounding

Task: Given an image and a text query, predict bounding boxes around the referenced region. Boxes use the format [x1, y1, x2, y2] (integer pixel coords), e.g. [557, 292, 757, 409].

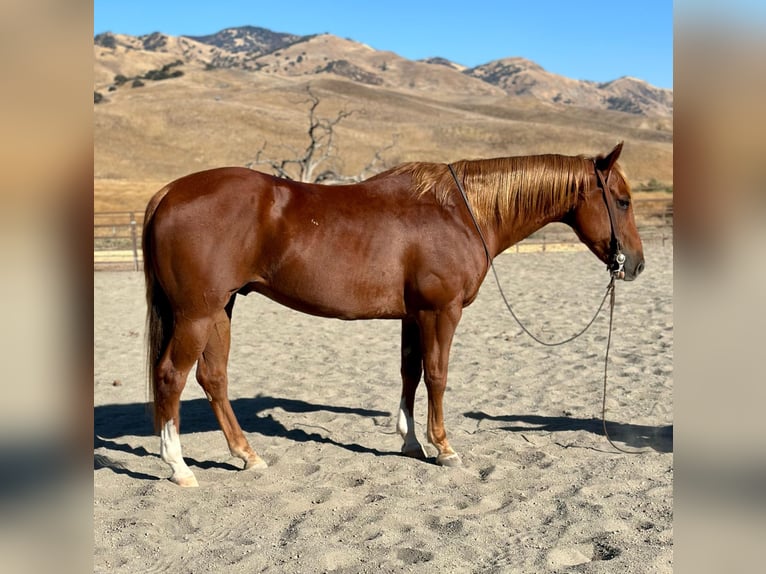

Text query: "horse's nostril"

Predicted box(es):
[636, 260, 645, 275]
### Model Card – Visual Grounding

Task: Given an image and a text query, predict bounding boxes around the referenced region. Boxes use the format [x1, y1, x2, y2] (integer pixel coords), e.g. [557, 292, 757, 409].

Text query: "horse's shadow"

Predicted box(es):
[94, 395, 394, 479]
[94, 398, 672, 482]
[463, 411, 673, 453]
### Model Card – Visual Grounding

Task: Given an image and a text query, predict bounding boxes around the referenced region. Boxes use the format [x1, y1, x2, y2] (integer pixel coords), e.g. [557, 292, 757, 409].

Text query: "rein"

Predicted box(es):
[447, 163, 644, 455]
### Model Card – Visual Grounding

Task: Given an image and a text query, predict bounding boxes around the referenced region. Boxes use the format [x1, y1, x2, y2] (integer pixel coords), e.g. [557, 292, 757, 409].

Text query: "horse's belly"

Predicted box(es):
[252, 256, 407, 320]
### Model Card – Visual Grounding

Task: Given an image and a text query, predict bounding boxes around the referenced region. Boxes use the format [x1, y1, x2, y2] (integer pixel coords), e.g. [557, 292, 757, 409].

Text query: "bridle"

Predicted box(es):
[593, 160, 626, 280]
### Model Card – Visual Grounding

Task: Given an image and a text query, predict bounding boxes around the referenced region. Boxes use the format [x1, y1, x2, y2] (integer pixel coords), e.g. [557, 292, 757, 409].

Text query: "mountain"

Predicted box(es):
[465, 58, 672, 117]
[597, 76, 674, 117]
[184, 25, 303, 55]
[93, 27, 672, 212]
[94, 27, 671, 116]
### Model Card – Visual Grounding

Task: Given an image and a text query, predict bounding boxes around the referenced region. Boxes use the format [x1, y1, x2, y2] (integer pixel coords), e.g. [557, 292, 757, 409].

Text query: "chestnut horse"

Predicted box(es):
[143, 142, 643, 486]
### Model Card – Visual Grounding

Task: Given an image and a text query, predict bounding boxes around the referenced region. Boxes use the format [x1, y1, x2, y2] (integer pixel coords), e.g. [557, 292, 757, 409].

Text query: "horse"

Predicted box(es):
[142, 142, 644, 486]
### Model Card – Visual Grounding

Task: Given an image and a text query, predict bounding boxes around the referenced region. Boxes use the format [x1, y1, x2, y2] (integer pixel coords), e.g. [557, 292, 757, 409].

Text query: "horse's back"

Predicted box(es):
[144, 167, 486, 319]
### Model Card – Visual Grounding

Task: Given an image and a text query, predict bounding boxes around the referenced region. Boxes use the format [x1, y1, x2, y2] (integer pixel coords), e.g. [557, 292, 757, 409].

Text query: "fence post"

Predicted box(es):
[130, 212, 139, 271]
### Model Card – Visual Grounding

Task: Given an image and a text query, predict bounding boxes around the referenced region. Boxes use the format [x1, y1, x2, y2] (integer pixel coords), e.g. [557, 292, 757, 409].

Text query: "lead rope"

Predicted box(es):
[601, 280, 647, 454]
[447, 164, 645, 454]
[489, 262, 613, 347]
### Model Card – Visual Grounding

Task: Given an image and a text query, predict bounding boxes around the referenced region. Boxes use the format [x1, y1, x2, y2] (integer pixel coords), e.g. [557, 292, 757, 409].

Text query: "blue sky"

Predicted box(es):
[94, 1, 673, 89]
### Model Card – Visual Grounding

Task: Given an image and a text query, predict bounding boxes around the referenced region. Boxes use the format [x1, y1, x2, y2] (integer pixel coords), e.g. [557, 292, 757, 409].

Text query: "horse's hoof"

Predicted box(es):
[244, 455, 268, 470]
[170, 473, 199, 487]
[402, 449, 427, 460]
[436, 453, 462, 467]
[401, 445, 427, 460]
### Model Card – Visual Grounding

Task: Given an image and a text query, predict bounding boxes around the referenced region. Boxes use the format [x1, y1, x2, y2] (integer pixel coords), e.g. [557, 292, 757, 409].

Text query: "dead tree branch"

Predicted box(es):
[247, 85, 396, 183]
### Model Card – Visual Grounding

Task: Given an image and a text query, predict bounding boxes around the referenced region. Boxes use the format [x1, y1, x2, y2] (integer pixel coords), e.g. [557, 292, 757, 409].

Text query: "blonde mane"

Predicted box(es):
[384, 154, 622, 229]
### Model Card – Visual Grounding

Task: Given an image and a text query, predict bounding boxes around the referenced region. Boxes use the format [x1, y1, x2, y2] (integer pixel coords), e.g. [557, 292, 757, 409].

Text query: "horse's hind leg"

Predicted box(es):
[196, 305, 267, 471]
[155, 317, 213, 487]
[397, 317, 427, 459]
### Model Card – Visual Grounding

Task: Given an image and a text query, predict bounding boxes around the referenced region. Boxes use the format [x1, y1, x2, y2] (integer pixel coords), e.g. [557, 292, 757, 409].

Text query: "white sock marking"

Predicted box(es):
[160, 420, 195, 482]
[397, 397, 422, 453]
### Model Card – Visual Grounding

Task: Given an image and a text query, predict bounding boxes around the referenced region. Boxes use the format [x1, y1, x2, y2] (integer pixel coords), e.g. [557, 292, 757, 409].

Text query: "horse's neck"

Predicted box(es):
[486, 205, 569, 258]
[461, 158, 579, 258]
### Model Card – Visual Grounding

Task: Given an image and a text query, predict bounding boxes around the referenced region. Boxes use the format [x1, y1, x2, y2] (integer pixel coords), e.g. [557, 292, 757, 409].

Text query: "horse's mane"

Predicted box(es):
[379, 154, 626, 229]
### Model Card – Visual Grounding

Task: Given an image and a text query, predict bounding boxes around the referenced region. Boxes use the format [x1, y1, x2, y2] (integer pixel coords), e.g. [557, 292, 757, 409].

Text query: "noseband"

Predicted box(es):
[593, 161, 626, 279]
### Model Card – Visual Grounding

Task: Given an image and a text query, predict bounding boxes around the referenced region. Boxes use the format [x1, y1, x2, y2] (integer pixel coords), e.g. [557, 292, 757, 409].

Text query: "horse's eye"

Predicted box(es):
[617, 198, 630, 209]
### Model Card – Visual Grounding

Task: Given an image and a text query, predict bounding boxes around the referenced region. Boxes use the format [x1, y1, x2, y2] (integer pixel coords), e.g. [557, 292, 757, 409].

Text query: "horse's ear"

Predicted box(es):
[596, 141, 624, 174]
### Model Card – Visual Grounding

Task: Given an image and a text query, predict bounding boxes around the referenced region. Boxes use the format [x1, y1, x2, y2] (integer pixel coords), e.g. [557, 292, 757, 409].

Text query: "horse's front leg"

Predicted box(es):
[418, 303, 463, 467]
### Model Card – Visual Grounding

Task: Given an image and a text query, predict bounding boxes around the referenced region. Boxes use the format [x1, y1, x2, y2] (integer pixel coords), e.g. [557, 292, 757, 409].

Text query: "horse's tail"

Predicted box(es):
[143, 185, 174, 433]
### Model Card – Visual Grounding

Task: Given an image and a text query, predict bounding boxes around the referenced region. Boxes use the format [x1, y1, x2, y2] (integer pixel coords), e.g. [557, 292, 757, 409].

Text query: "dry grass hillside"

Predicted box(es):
[94, 31, 672, 214]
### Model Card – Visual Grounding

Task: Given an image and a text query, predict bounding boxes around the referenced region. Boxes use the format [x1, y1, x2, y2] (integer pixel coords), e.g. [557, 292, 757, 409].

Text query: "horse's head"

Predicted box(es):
[565, 142, 645, 281]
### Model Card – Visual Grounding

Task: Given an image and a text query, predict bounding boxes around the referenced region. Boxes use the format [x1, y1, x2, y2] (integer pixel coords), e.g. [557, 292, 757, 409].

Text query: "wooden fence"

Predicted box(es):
[94, 211, 144, 271]
[93, 197, 672, 271]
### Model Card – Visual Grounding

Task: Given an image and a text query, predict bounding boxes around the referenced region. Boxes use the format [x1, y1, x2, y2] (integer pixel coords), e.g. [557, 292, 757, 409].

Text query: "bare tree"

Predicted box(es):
[247, 85, 396, 183]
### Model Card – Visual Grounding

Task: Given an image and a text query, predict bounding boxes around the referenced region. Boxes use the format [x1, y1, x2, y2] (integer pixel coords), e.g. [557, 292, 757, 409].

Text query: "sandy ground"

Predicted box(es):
[94, 240, 672, 573]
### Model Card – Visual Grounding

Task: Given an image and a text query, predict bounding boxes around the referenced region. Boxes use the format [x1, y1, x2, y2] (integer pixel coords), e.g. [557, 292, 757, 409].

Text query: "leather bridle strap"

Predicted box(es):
[593, 161, 625, 277]
[448, 163, 491, 271]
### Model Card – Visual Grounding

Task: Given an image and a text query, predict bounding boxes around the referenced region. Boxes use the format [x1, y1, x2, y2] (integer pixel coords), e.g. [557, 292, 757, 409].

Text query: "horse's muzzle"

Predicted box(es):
[623, 257, 645, 281]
